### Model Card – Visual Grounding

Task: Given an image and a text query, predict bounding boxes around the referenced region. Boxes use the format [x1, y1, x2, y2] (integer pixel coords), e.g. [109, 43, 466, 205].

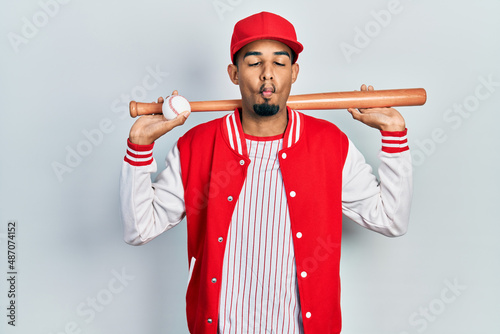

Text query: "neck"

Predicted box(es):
[240, 105, 288, 137]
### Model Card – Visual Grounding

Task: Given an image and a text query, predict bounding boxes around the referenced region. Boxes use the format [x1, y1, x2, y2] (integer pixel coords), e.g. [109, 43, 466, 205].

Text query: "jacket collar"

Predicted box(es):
[222, 106, 303, 157]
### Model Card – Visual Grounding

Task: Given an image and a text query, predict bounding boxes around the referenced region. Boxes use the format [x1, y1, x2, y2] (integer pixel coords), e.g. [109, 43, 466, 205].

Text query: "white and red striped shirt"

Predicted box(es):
[219, 134, 302, 334]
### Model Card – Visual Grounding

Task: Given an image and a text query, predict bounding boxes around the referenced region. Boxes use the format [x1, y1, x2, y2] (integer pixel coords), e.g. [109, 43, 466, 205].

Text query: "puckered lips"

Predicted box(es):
[260, 84, 276, 100]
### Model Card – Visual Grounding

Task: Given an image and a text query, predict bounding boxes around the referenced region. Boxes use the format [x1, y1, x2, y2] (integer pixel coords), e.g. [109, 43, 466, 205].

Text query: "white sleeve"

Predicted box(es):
[119, 142, 186, 245]
[341, 138, 413, 237]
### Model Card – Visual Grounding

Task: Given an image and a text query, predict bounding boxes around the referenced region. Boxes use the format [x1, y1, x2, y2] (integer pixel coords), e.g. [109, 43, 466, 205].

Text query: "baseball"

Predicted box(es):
[162, 95, 191, 120]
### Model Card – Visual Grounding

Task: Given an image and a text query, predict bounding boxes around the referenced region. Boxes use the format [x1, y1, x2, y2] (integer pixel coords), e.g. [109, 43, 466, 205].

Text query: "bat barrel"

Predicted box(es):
[286, 88, 427, 110]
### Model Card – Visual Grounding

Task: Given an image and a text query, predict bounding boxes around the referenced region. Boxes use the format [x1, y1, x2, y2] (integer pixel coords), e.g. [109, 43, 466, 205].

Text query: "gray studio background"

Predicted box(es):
[1, 0, 499, 333]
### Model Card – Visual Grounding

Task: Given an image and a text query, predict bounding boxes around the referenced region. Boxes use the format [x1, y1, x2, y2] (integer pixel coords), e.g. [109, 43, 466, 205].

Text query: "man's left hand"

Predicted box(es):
[347, 84, 406, 132]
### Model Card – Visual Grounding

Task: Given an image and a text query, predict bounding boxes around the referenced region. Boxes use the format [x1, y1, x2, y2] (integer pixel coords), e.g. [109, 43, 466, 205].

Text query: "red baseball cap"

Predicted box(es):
[230, 11, 304, 64]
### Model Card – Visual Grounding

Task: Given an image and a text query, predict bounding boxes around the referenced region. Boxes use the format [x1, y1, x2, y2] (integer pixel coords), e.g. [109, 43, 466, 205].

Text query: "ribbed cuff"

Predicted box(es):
[381, 128, 409, 153]
[124, 139, 154, 166]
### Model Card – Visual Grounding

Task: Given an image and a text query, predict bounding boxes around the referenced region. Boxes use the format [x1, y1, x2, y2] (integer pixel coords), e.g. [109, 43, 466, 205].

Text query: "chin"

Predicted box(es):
[253, 103, 280, 116]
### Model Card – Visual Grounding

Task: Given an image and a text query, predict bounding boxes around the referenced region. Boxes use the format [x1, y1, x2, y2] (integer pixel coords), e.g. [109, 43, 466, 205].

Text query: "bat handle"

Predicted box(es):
[129, 101, 138, 118]
[129, 101, 163, 117]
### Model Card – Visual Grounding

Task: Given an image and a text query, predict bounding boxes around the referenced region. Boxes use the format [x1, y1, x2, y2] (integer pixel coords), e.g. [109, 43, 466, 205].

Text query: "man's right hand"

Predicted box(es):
[128, 91, 191, 145]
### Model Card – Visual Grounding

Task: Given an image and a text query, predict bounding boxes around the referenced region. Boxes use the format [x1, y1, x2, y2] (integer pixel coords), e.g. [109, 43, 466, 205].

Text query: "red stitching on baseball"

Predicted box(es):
[168, 95, 180, 117]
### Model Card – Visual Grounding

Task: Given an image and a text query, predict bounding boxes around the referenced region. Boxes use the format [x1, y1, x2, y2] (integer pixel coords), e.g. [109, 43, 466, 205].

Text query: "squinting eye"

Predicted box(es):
[249, 62, 260, 67]
[274, 62, 285, 66]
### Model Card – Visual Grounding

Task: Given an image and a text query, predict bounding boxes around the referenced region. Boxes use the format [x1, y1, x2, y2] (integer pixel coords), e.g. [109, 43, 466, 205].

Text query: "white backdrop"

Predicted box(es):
[1, 0, 499, 333]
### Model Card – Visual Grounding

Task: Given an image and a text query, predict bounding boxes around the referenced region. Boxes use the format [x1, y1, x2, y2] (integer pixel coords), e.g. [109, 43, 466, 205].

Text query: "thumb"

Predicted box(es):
[178, 110, 191, 121]
[164, 110, 191, 129]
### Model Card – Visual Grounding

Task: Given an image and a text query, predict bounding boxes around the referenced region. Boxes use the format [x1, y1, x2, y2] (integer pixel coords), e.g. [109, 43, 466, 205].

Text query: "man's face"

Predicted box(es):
[228, 39, 299, 117]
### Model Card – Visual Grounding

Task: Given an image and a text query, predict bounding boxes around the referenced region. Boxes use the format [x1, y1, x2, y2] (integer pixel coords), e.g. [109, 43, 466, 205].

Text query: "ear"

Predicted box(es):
[291, 62, 299, 84]
[227, 64, 239, 85]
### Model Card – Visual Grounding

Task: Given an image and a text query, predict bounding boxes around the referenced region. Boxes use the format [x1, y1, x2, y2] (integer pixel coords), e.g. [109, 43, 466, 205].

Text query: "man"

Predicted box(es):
[120, 11, 412, 334]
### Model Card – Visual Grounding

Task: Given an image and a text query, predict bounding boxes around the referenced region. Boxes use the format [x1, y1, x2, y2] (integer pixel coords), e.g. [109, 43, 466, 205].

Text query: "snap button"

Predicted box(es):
[207, 318, 213, 323]
[218, 237, 223, 242]
[239, 160, 245, 165]
[290, 191, 296, 198]
[305, 312, 311, 319]
[282, 153, 287, 159]
[211, 278, 217, 283]
[296, 232, 302, 239]
[228, 196, 233, 201]
[301, 271, 307, 278]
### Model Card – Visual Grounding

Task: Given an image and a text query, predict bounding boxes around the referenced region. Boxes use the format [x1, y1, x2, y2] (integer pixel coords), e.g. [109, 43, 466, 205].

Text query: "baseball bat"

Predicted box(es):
[129, 88, 427, 118]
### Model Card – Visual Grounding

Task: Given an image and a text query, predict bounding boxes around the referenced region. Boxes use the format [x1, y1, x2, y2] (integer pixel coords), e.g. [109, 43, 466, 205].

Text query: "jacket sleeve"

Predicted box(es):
[119, 139, 186, 245]
[341, 129, 413, 237]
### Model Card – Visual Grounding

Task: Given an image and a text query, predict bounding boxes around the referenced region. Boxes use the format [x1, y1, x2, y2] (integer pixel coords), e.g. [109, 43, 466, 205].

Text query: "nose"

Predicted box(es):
[260, 63, 274, 81]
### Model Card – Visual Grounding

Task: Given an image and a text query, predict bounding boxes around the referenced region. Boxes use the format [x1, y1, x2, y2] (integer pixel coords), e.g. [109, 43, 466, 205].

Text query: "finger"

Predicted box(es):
[157, 96, 164, 104]
[360, 84, 367, 91]
[179, 110, 191, 120]
[172, 90, 179, 96]
[347, 108, 364, 118]
[368, 85, 374, 91]
[348, 107, 363, 121]
[357, 107, 388, 115]
[165, 110, 190, 128]
[361, 106, 395, 112]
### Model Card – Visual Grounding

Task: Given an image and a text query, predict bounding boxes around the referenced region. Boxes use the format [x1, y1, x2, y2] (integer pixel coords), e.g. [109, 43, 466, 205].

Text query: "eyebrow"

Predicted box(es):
[243, 51, 291, 59]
